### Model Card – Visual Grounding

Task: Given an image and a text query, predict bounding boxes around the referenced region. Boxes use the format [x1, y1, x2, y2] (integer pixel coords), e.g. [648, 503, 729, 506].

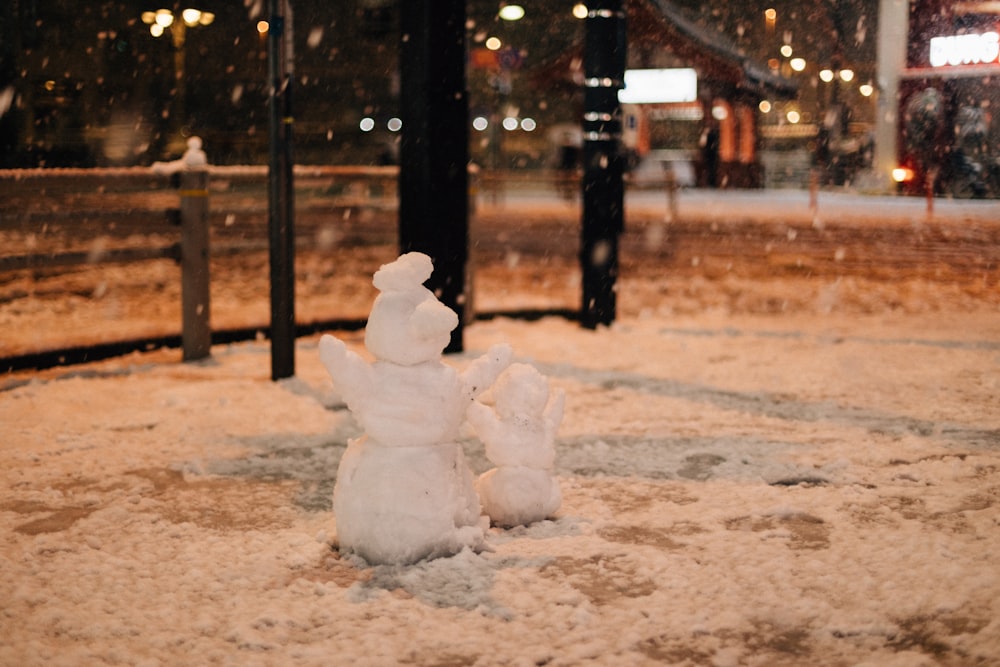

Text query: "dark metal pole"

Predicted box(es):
[399, 0, 469, 353]
[267, 0, 296, 379]
[580, 0, 626, 329]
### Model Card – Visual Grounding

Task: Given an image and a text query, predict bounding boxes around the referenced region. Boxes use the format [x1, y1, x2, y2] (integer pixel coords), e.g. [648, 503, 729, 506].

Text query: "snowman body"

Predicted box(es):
[333, 436, 482, 565]
[330, 359, 483, 565]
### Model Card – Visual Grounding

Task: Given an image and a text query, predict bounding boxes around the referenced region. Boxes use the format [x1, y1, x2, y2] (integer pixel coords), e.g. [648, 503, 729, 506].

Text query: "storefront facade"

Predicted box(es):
[896, 0, 1000, 197]
[622, 0, 798, 189]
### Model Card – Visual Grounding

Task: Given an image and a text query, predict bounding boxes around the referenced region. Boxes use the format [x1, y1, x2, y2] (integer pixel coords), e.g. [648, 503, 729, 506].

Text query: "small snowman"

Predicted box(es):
[319, 252, 511, 565]
[151, 136, 208, 174]
[468, 363, 565, 528]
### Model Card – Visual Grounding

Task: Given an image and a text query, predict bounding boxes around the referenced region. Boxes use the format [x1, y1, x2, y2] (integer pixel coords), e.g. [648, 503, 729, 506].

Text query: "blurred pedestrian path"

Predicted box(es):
[478, 181, 999, 227]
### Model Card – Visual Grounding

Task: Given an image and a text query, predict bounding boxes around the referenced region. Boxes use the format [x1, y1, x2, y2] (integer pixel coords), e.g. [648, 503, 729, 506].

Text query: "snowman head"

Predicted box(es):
[182, 136, 208, 168]
[494, 363, 549, 419]
[364, 252, 458, 365]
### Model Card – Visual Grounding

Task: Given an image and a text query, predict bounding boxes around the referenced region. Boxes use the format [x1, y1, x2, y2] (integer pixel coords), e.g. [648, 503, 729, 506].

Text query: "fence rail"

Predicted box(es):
[0, 245, 180, 273]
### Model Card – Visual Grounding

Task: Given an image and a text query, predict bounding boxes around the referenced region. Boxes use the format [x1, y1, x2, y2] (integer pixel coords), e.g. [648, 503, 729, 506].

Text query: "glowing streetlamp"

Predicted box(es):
[498, 4, 525, 21]
[819, 66, 855, 83]
[141, 7, 215, 38]
[764, 8, 777, 33]
[181, 8, 212, 26]
[141, 7, 216, 155]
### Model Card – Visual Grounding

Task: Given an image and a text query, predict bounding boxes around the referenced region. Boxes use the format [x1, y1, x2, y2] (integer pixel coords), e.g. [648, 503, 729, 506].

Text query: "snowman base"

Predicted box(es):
[477, 466, 561, 528]
[333, 437, 485, 565]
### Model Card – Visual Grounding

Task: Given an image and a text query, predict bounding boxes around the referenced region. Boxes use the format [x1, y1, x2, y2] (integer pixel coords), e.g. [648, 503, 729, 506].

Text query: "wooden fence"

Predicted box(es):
[0, 166, 401, 364]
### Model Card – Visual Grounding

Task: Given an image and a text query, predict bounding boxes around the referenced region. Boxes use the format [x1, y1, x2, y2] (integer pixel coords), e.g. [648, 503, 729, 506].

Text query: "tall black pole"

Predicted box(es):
[399, 0, 469, 353]
[581, 0, 626, 329]
[0, 2, 22, 167]
[267, 0, 296, 379]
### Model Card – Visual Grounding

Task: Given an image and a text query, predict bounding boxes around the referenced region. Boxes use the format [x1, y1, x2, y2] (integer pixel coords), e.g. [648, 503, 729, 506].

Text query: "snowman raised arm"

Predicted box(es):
[318, 252, 512, 564]
[460, 338, 514, 402]
[317, 336, 374, 416]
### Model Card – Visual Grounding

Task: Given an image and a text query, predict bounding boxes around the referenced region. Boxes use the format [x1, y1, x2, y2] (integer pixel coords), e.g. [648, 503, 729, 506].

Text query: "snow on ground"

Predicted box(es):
[2, 308, 999, 666]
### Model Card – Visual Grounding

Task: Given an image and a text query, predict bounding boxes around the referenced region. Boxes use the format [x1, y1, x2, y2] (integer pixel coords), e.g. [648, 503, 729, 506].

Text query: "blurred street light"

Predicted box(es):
[141, 7, 216, 155]
[819, 67, 855, 82]
[498, 4, 525, 21]
[764, 7, 776, 33]
[142, 8, 215, 38]
[181, 8, 212, 26]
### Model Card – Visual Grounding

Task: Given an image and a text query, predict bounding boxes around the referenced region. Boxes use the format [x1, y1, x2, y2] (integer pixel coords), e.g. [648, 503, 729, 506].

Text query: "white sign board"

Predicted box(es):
[618, 68, 698, 104]
[929, 31, 1000, 67]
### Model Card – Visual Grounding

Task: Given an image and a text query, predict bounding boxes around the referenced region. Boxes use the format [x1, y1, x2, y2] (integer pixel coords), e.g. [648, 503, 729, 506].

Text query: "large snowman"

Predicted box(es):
[319, 252, 511, 565]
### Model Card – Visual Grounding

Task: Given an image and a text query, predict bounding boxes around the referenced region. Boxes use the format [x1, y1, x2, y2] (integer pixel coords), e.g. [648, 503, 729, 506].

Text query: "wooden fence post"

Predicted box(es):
[665, 166, 679, 222]
[809, 168, 819, 214]
[179, 169, 211, 361]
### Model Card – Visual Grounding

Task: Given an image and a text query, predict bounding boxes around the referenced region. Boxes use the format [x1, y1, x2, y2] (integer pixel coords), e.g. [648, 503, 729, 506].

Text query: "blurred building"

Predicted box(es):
[623, 0, 798, 188]
[0, 0, 400, 167]
[895, 0, 1000, 198]
[1, 0, 879, 186]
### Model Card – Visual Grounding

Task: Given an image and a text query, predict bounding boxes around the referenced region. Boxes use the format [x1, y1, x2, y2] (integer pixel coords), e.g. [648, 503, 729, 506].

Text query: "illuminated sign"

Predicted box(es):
[929, 31, 1000, 67]
[618, 68, 697, 104]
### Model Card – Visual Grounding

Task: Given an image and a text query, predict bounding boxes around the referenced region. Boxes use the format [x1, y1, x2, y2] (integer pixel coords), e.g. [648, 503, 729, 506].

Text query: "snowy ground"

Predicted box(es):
[2, 303, 999, 665]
